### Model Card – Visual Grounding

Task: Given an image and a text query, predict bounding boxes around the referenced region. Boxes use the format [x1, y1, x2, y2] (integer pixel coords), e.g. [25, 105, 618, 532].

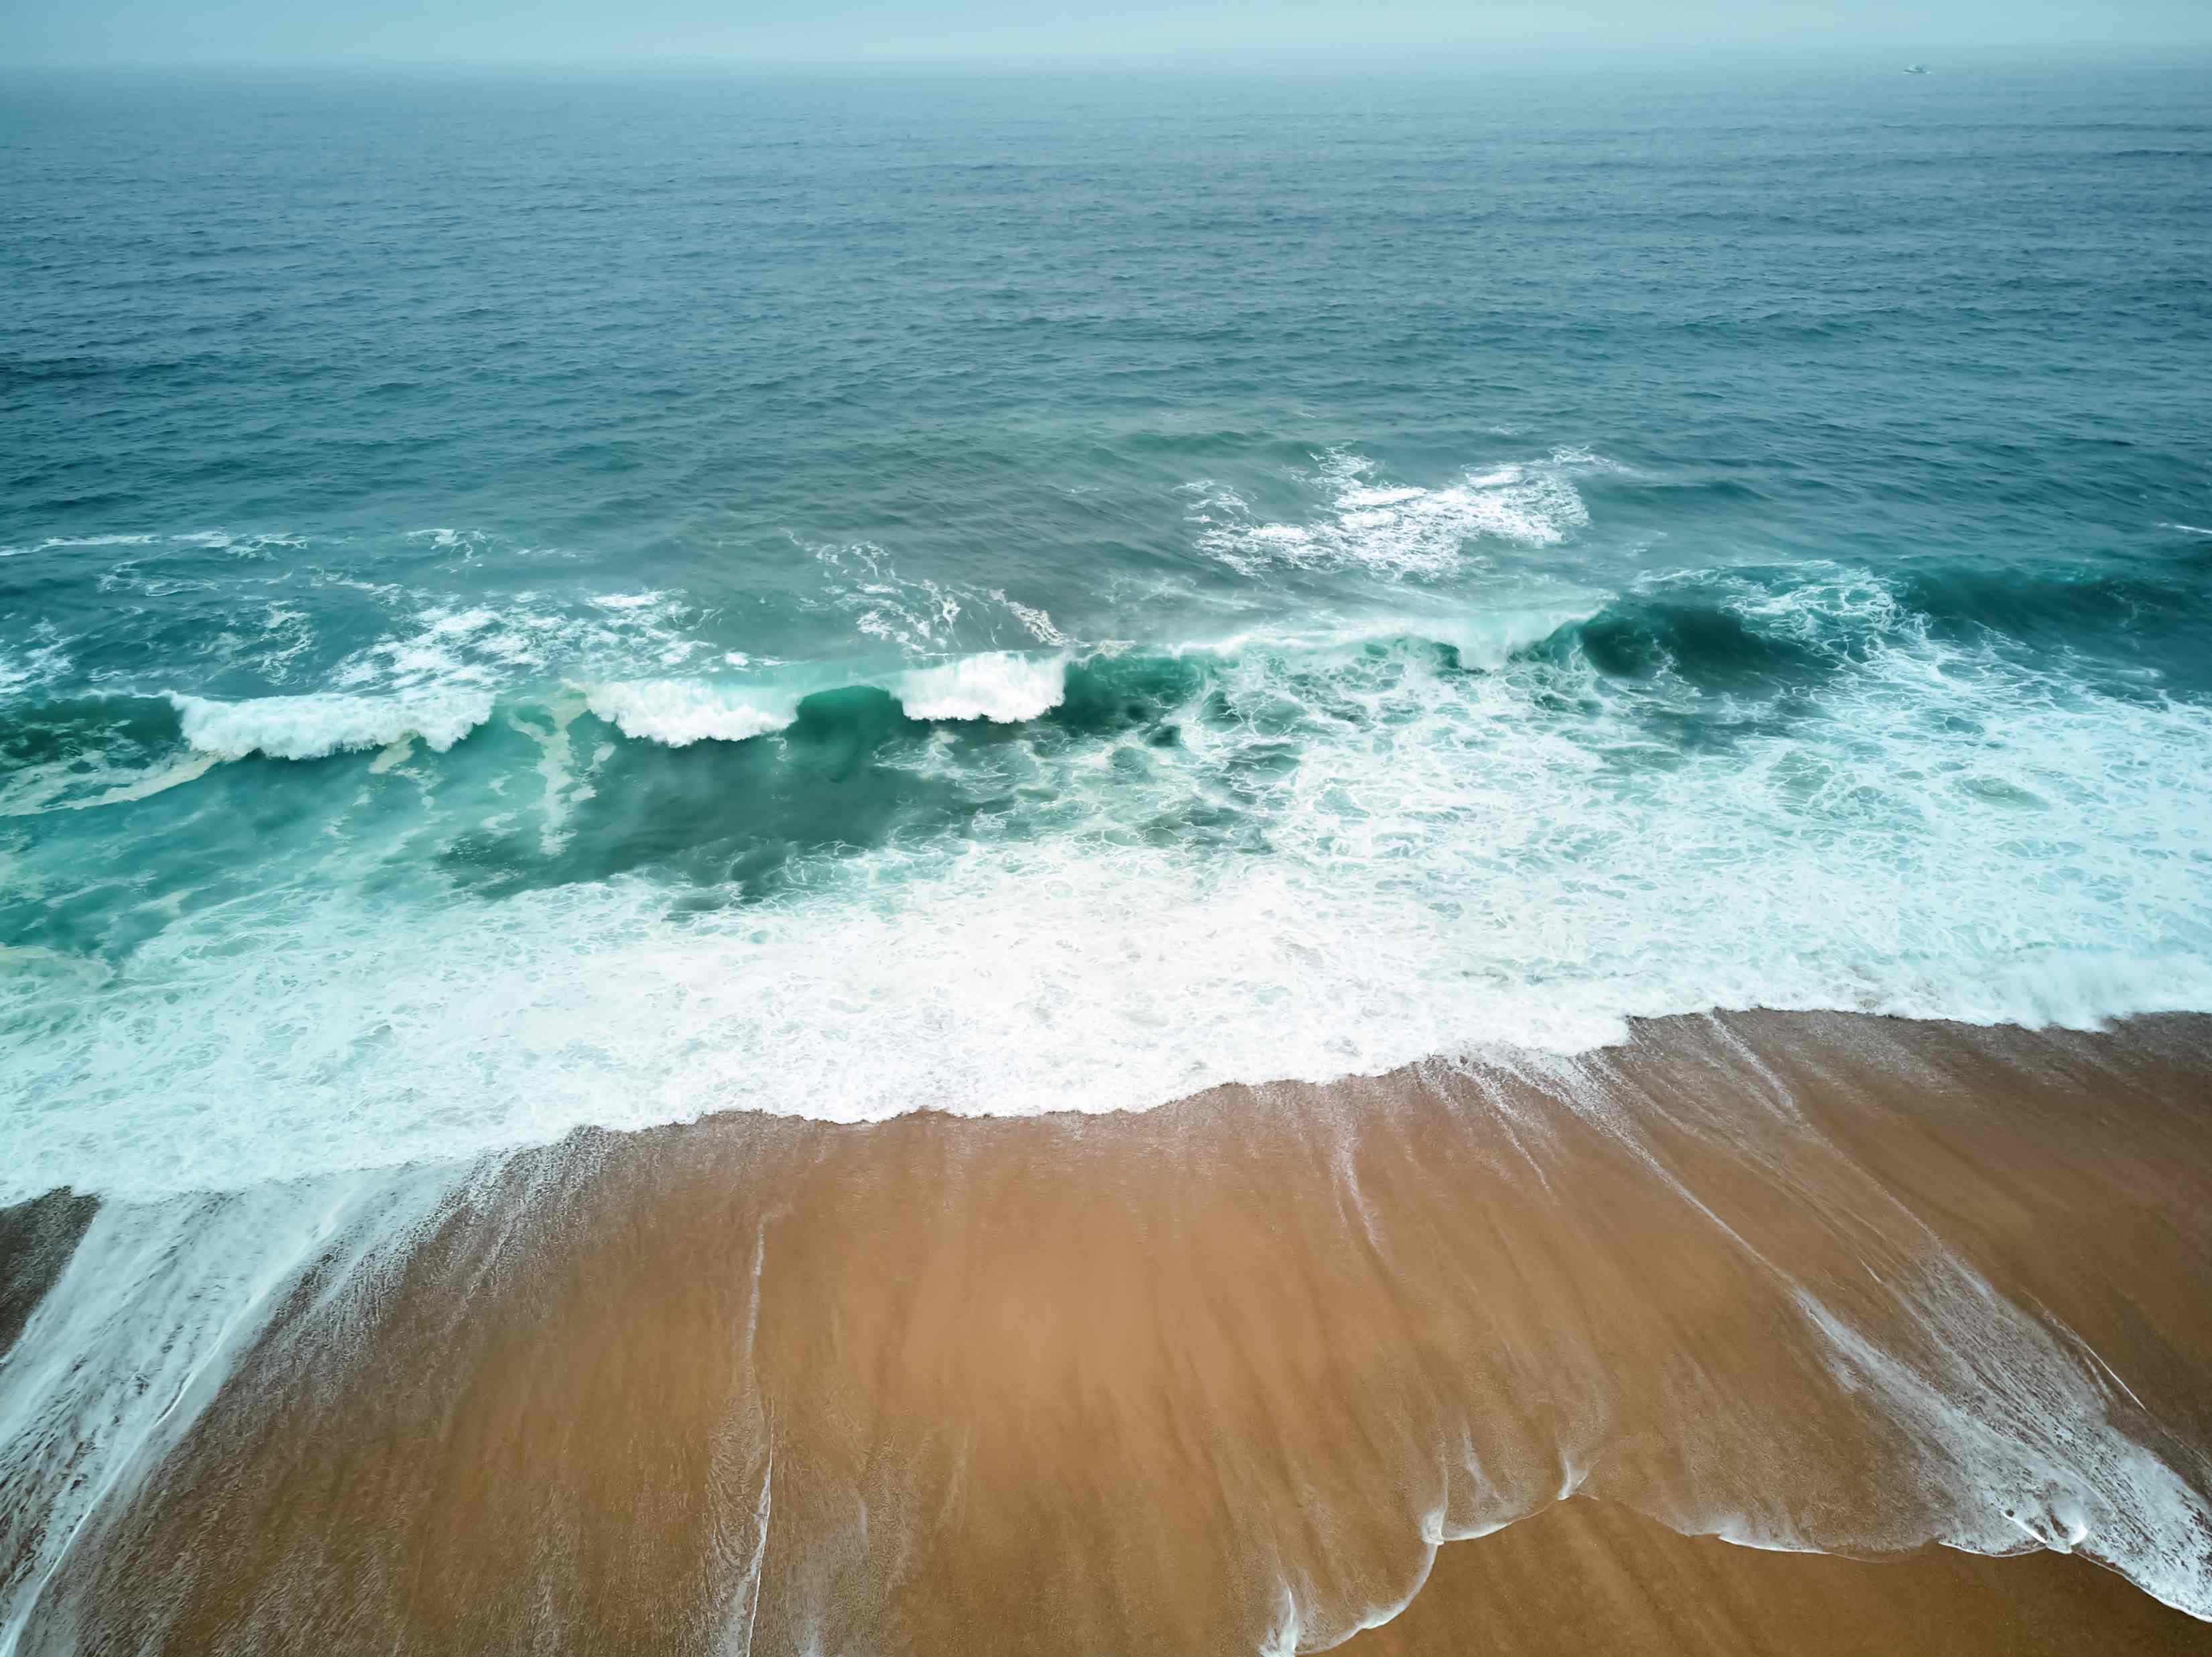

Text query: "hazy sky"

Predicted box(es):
[4, 0, 2207, 68]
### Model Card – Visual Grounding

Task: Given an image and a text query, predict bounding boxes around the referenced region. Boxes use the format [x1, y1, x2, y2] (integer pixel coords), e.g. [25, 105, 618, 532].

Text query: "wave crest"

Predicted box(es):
[892, 653, 1069, 723]
[166, 688, 493, 761]
[583, 680, 804, 747]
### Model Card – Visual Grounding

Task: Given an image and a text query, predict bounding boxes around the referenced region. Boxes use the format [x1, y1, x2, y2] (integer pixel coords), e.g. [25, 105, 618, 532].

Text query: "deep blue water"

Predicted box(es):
[3, 56, 2210, 1196]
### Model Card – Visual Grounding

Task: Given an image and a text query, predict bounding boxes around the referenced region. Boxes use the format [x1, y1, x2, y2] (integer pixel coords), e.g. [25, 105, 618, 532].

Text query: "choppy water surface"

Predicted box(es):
[5, 52, 2212, 1657]
[3, 58, 2210, 1193]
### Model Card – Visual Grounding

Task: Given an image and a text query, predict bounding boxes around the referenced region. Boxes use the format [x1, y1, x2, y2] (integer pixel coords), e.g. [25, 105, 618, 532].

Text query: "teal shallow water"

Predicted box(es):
[2, 56, 2210, 1197]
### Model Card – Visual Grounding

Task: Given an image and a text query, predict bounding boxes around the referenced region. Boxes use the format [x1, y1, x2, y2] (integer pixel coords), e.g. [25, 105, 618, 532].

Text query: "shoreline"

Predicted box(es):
[1344, 1495, 2209, 1656]
[13, 998, 2212, 1211]
[4, 1008, 2212, 1652]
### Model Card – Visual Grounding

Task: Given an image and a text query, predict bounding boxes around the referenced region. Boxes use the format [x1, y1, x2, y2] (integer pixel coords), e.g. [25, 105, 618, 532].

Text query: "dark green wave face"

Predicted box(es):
[1, 56, 2210, 1200]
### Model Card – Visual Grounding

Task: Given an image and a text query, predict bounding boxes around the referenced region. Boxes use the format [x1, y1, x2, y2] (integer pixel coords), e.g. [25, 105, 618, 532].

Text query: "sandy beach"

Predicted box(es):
[5, 1009, 2209, 1653]
[1346, 1495, 2206, 1656]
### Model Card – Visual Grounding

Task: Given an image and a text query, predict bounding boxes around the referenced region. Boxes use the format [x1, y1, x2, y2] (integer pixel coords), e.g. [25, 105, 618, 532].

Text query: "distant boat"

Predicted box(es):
[1902, 64, 1931, 75]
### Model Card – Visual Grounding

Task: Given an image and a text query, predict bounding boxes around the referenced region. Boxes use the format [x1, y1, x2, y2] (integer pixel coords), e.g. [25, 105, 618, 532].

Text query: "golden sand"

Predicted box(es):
[5, 1011, 2211, 1653]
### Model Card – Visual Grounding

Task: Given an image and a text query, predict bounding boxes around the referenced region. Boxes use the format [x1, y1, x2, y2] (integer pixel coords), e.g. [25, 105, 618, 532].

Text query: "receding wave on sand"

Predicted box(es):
[3, 1009, 2211, 1654]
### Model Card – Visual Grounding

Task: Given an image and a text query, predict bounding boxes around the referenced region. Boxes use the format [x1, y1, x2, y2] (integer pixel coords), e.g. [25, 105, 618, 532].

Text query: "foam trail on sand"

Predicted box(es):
[0, 1166, 467, 1652]
[1793, 1274, 2212, 1619]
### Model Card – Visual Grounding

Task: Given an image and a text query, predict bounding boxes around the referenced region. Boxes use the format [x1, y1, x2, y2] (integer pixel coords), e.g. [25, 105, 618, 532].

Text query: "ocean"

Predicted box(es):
[3, 52, 2211, 1654]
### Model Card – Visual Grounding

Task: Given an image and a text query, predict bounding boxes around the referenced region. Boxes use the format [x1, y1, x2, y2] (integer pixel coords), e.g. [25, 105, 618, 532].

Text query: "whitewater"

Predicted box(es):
[3, 446, 2209, 1201]
[5, 57, 2212, 1657]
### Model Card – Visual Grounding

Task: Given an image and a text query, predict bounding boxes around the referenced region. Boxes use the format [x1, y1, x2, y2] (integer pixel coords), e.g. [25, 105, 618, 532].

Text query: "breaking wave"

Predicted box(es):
[583, 680, 804, 747]
[890, 652, 1070, 723]
[1, 557, 2208, 1201]
[167, 688, 495, 761]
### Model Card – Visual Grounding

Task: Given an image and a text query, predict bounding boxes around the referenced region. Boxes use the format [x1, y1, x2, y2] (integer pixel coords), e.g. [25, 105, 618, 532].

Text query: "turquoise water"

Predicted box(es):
[3, 56, 2211, 1198]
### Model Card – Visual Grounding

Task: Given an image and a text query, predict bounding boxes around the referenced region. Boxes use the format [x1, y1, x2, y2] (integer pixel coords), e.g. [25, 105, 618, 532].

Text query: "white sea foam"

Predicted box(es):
[989, 590, 1071, 647]
[166, 530, 304, 554]
[0, 633, 72, 699]
[892, 654, 1068, 722]
[582, 653, 1070, 744]
[0, 533, 159, 559]
[1190, 449, 1595, 578]
[806, 541, 1072, 657]
[168, 688, 493, 761]
[405, 527, 494, 554]
[811, 542, 964, 652]
[1158, 606, 1594, 672]
[584, 679, 803, 746]
[331, 589, 710, 694]
[8, 567, 2210, 1207]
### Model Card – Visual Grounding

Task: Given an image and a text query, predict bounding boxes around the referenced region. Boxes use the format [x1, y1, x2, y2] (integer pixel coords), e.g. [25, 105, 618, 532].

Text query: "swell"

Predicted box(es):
[3, 1012, 2209, 1654]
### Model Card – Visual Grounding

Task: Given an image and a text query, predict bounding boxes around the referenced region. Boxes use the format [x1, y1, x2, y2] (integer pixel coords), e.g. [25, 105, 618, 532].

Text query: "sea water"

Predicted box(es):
[3, 54, 2210, 1201]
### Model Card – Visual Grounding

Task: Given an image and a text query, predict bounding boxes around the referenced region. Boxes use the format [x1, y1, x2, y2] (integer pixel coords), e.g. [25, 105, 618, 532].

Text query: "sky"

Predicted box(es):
[3, 0, 2208, 68]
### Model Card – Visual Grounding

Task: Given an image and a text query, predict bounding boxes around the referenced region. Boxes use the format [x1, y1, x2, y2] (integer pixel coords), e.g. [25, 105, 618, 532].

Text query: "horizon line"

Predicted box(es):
[6, 39, 2210, 75]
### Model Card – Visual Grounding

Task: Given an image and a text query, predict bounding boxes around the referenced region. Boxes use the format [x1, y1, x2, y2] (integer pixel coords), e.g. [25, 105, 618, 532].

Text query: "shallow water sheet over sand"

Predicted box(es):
[3, 1010, 2212, 1655]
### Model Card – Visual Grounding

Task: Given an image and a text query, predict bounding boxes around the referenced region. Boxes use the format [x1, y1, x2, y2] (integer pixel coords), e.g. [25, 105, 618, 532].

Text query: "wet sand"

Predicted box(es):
[1344, 1495, 2206, 1656]
[5, 1010, 2212, 1654]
